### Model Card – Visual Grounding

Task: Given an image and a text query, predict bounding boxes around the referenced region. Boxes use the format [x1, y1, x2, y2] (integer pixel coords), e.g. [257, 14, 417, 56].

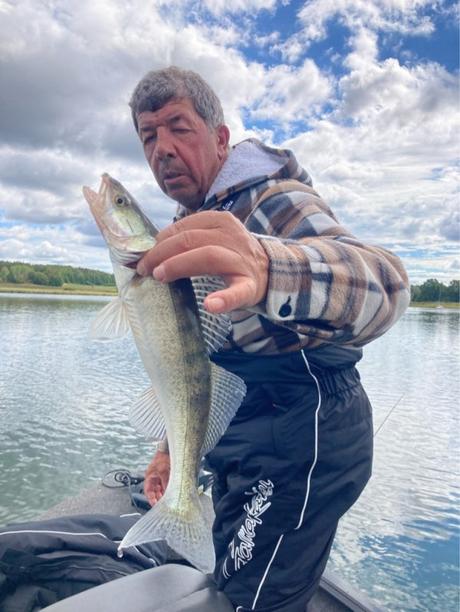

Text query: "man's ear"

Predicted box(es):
[216, 124, 231, 160]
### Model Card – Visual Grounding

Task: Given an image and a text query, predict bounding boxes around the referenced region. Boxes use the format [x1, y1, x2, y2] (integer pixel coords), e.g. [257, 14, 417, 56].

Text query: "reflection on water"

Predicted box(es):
[0, 294, 459, 611]
[328, 307, 460, 611]
[0, 292, 153, 524]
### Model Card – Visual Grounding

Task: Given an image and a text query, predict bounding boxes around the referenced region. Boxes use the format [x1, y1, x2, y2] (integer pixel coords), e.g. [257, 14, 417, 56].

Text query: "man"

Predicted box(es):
[130, 66, 410, 611]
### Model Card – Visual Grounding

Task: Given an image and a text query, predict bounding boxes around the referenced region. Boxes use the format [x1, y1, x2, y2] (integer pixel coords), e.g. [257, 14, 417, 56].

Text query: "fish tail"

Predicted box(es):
[118, 491, 215, 574]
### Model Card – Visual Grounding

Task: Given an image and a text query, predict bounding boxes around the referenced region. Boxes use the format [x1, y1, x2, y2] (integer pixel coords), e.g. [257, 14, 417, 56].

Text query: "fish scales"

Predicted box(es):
[83, 173, 246, 572]
[125, 274, 211, 514]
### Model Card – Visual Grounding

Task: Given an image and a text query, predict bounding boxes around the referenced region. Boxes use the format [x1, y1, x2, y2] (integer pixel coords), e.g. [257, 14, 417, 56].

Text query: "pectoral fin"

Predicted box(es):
[90, 297, 130, 340]
[129, 386, 166, 441]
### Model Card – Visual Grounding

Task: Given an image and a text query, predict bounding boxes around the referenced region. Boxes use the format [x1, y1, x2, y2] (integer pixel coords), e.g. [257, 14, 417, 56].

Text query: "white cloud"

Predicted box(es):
[282, 52, 459, 282]
[0, 148, 89, 197]
[344, 27, 379, 71]
[275, 0, 438, 61]
[439, 209, 460, 242]
[0, 224, 98, 267]
[254, 31, 281, 48]
[0, 0, 457, 283]
[0, 0, 273, 243]
[298, 0, 436, 40]
[339, 59, 458, 127]
[188, 0, 277, 16]
[250, 60, 333, 124]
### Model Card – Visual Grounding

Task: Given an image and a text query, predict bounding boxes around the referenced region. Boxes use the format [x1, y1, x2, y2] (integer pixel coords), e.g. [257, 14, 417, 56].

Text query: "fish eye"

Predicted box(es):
[114, 195, 128, 207]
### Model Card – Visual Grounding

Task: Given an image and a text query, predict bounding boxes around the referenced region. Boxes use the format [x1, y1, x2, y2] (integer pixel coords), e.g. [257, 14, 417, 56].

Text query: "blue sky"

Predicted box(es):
[0, 0, 458, 283]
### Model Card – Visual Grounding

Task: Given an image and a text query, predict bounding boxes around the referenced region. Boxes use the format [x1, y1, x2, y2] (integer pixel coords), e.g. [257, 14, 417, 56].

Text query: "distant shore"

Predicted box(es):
[408, 301, 459, 309]
[0, 283, 458, 308]
[0, 283, 117, 296]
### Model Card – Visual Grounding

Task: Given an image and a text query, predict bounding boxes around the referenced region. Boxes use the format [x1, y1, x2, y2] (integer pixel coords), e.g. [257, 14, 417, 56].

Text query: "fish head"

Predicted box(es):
[83, 173, 158, 265]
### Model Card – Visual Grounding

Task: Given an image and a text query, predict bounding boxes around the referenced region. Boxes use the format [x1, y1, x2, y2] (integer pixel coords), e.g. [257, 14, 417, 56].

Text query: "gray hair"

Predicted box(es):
[129, 66, 225, 132]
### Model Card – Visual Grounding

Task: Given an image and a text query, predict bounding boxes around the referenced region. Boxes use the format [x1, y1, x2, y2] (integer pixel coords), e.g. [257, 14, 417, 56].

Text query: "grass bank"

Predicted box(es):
[1, 284, 458, 307]
[410, 302, 459, 309]
[0, 282, 117, 296]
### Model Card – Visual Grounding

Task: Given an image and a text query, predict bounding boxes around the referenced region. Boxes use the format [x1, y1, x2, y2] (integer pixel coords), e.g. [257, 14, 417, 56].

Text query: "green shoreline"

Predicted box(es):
[408, 302, 459, 309]
[0, 283, 117, 296]
[0, 283, 458, 308]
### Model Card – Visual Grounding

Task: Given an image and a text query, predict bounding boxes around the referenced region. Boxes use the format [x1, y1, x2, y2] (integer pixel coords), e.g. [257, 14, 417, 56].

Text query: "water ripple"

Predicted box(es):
[328, 308, 460, 611]
[1, 296, 459, 611]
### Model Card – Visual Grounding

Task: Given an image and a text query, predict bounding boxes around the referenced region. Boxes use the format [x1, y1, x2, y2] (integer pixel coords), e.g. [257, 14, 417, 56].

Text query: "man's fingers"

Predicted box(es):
[137, 211, 243, 277]
[135, 209, 269, 310]
[145, 475, 165, 505]
[157, 211, 231, 241]
[144, 474, 161, 492]
[204, 279, 257, 313]
[138, 230, 226, 276]
[141, 240, 258, 311]
[152, 246, 241, 283]
[153, 483, 164, 499]
[144, 450, 171, 506]
[139, 225, 246, 277]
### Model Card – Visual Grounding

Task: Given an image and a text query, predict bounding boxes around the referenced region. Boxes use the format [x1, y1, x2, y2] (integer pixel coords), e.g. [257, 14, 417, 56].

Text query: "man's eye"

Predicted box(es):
[143, 135, 156, 146]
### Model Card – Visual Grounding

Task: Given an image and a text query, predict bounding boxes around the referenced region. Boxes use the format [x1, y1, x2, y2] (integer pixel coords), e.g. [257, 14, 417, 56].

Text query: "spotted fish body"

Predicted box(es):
[83, 174, 246, 572]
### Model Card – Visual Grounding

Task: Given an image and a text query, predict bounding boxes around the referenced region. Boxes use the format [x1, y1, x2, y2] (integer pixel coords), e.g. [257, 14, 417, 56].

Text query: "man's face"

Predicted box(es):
[137, 98, 229, 210]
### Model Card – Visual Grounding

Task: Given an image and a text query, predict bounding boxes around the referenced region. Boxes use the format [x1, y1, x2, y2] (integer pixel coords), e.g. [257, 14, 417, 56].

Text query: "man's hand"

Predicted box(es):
[144, 450, 170, 506]
[136, 211, 269, 314]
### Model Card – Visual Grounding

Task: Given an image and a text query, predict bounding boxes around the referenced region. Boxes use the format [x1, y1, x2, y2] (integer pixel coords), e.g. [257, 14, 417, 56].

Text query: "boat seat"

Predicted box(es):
[41, 563, 234, 612]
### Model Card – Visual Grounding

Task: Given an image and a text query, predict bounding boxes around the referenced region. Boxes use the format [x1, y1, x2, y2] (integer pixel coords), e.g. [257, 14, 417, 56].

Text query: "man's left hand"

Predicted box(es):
[136, 211, 269, 314]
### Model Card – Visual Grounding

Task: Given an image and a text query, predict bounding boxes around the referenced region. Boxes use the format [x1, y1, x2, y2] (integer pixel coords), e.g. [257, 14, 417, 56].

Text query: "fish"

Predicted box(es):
[82, 174, 246, 573]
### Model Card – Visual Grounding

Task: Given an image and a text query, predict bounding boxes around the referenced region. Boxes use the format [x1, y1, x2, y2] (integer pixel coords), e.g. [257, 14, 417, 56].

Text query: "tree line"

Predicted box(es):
[411, 279, 459, 303]
[0, 261, 115, 287]
[0, 260, 458, 302]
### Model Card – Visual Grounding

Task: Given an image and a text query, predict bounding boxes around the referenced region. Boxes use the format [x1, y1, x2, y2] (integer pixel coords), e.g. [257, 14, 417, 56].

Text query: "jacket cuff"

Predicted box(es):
[255, 236, 310, 321]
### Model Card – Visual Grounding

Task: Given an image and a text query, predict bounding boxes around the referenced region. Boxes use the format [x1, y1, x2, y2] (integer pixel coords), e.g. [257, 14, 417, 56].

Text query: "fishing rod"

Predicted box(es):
[373, 394, 405, 438]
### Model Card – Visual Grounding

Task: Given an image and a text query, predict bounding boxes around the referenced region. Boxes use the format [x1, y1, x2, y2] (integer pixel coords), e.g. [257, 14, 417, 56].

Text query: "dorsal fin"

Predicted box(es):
[191, 276, 231, 354]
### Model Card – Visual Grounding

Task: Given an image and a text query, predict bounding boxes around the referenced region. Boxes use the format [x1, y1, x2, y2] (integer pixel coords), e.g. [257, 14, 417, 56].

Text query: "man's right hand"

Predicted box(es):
[136, 211, 269, 315]
[144, 450, 170, 506]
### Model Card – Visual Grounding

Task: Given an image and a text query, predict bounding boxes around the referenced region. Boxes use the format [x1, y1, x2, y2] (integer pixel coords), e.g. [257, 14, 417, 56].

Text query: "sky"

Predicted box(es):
[0, 0, 458, 284]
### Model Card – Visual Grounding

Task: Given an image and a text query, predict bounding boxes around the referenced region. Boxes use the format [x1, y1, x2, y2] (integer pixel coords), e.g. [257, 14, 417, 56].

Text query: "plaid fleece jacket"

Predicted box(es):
[177, 139, 410, 355]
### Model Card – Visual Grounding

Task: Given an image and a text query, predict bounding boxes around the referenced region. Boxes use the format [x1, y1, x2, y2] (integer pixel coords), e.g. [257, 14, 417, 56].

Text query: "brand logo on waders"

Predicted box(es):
[223, 479, 274, 578]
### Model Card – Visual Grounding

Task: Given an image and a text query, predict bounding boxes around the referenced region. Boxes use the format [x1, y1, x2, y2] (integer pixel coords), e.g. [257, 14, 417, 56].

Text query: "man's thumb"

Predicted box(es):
[204, 278, 255, 313]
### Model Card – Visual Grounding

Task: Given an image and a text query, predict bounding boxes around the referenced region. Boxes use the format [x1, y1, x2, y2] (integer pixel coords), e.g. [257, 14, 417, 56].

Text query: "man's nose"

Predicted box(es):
[154, 128, 176, 160]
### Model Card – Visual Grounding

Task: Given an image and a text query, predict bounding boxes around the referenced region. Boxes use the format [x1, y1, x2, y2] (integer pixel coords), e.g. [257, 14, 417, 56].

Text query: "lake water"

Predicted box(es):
[0, 293, 458, 611]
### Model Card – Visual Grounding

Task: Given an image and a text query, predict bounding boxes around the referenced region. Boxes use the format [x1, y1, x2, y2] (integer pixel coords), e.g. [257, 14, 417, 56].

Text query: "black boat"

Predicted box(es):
[35, 480, 382, 612]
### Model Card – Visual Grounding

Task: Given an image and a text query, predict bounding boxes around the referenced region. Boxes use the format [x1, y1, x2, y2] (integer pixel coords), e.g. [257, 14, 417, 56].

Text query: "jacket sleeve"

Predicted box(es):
[248, 185, 410, 347]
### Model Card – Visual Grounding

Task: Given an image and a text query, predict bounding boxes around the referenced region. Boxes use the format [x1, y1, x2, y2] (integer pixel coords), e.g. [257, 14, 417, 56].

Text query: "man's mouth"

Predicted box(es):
[163, 172, 186, 187]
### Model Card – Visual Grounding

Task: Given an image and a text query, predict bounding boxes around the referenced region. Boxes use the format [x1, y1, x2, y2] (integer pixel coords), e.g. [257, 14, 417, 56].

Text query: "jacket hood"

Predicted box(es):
[175, 138, 312, 219]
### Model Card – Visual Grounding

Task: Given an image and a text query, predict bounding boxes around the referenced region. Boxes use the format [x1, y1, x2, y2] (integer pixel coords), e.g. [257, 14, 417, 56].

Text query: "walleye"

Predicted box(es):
[83, 174, 246, 573]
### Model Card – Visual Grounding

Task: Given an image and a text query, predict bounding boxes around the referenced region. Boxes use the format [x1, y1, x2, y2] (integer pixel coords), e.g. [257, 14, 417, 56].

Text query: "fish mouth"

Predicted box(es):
[83, 172, 107, 204]
[83, 173, 156, 262]
[83, 174, 111, 233]
[84, 174, 120, 241]
[99, 173, 110, 197]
